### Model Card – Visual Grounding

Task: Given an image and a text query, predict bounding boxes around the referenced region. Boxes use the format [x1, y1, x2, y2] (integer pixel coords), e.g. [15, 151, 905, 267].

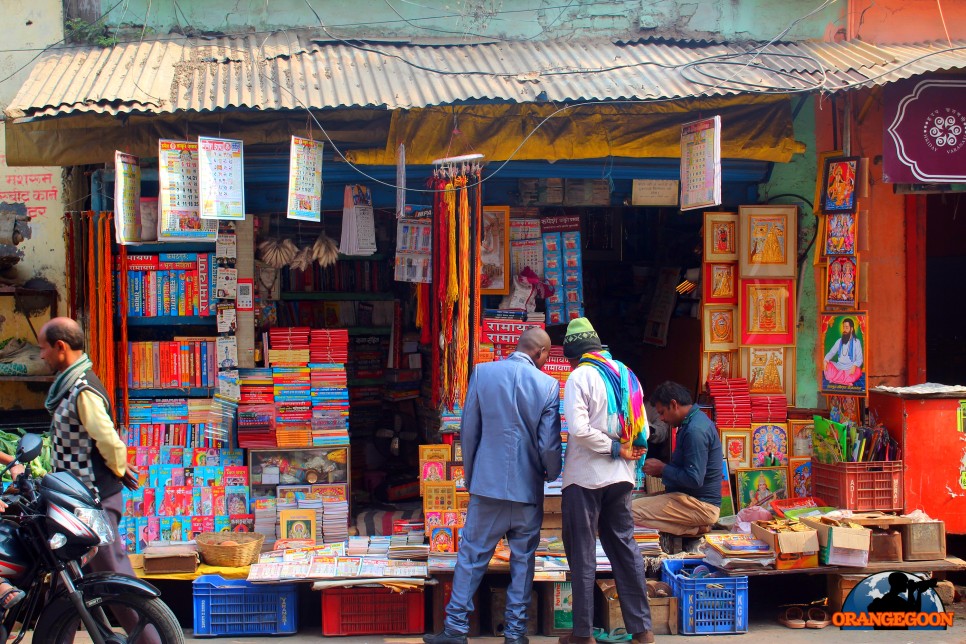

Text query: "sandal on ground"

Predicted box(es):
[593, 627, 632, 643]
[779, 606, 806, 629]
[0, 584, 24, 612]
[805, 606, 831, 629]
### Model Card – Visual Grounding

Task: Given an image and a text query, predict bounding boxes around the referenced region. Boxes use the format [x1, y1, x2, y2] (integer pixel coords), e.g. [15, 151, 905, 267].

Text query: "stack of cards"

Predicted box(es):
[750, 395, 788, 423]
[708, 378, 752, 428]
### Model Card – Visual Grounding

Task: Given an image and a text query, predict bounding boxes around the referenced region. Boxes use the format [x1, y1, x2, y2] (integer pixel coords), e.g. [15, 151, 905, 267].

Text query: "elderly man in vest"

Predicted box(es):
[39, 317, 160, 644]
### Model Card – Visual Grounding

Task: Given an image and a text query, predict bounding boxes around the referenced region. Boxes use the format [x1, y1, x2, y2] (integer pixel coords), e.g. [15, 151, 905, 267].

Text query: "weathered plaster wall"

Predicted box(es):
[758, 96, 820, 408]
[0, 0, 66, 409]
[94, 0, 836, 42]
[847, 0, 966, 42]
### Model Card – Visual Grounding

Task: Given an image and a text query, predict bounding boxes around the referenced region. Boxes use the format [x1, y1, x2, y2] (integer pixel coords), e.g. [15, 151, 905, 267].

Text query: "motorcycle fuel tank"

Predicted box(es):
[39, 471, 99, 509]
[0, 520, 29, 582]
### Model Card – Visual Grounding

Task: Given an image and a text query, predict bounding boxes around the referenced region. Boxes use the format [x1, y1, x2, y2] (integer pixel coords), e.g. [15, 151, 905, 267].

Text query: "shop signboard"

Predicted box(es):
[884, 75, 966, 183]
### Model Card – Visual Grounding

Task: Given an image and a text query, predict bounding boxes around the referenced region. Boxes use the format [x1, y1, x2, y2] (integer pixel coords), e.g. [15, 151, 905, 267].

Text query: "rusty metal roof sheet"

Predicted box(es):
[9, 33, 966, 119]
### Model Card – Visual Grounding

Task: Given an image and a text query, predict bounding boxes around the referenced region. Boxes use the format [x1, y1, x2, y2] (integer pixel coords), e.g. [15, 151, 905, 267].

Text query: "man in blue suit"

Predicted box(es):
[425, 327, 563, 644]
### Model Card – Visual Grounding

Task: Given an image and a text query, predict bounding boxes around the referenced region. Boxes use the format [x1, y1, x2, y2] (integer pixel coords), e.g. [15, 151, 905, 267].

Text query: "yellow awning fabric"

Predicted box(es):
[346, 95, 805, 166]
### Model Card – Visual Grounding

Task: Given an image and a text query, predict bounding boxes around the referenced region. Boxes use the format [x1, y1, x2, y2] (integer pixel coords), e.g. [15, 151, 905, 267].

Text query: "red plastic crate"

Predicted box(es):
[811, 460, 903, 512]
[321, 586, 425, 636]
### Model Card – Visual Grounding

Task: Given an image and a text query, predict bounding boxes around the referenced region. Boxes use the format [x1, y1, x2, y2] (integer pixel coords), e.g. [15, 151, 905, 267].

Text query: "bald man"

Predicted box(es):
[39, 317, 161, 644]
[426, 328, 562, 644]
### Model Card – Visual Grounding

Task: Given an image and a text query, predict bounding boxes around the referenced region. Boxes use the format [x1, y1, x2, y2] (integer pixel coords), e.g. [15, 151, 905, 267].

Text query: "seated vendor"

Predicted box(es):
[632, 381, 721, 538]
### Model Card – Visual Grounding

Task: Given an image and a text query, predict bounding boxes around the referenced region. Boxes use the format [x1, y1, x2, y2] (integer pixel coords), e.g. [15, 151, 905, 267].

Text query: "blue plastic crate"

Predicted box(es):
[661, 559, 748, 635]
[193, 575, 298, 637]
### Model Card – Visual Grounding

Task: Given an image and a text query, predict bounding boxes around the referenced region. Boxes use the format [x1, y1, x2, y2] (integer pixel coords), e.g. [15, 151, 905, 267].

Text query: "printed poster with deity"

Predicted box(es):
[114, 151, 140, 245]
[198, 137, 245, 220]
[679, 116, 722, 211]
[287, 136, 323, 222]
[158, 140, 217, 240]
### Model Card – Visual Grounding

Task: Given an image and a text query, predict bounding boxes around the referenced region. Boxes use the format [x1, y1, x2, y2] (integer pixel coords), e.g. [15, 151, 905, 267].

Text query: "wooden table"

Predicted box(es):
[715, 556, 966, 577]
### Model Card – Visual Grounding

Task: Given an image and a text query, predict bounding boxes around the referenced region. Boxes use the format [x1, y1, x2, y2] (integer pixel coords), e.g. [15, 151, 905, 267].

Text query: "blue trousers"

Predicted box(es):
[445, 495, 542, 638]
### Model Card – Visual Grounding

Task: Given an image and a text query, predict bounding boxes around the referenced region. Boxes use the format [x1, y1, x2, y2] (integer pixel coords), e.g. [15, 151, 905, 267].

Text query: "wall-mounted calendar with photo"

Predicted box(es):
[199, 137, 245, 220]
[287, 136, 323, 222]
[679, 116, 722, 211]
[158, 140, 217, 240]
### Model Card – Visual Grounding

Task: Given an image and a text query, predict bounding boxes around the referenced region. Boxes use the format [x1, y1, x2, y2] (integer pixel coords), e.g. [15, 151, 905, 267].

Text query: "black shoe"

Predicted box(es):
[423, 630, 468, 644]
[505, 637, 529, 644]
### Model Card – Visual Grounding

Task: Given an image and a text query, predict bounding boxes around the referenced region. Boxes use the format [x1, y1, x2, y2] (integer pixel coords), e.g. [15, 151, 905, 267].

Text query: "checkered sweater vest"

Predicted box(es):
[50, 369, 123, 500]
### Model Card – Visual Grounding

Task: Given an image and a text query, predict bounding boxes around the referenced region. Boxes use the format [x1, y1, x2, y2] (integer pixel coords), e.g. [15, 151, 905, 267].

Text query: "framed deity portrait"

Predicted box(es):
[739, 278, 795, 346]
[824, 211, 858, 256]
[825, 255, 859, 309]
[821, 156, 860, 214]
[702, 305, 738, 350]
[704, 212, 739, 262]
[703, 262, 738, 305]
[826, 394, 863, 426]
[720, 428, 752, 469]
[735, 467, 788, 511]
[701, 350, 738, 385]
[480, 205, 511, 295]
[789, 458, 812, 498]
[741, 346, 795, 401]
[820, 311, 869, 396]
[751, 423, 789, 466]
[738, 205, 798, 278]
[788, 419, 814, 459]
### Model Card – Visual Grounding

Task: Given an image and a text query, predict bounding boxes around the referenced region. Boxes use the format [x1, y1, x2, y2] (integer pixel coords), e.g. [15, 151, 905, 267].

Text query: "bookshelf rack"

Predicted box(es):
[279, 292, 395, 302]
[127, 387, 215, 399]
[126, 316, 217, 327]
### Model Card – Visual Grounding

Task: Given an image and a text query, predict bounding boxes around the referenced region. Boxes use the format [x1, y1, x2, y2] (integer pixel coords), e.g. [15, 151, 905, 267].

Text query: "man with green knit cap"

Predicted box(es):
[558, 317, 654, 644]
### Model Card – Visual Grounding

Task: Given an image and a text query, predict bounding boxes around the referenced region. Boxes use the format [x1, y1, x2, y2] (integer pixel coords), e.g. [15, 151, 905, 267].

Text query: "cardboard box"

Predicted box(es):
[544, 496, 562, 514]
[595, 580, 678, 635]
[802, 517, 872, 567]
[750, 522, 820, 570]
[540, 581, 573, 636]
[488, 585, 538, 636]
[900, 521, 946, 561]
[869, 529, 903, 562]
[827, 574, 866, 612]
[141, 544, 199, 574]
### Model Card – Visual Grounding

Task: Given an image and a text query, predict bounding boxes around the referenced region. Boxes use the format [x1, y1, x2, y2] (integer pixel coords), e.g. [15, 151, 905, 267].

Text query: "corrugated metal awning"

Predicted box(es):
[8, 33, 966, 119]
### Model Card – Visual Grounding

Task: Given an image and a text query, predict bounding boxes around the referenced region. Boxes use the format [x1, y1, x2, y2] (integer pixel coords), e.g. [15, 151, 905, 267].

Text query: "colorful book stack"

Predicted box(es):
[309, 363, 350, 447]
[439, 406, 462, 434]
[269, 326, 311, 366]
[239, 368, 273, 403]
[274, 366, 313, 448]
[320, 484, 350, 543]
[236, 403, 276, 448]
[253, 498, 278, 547]
[634, 526, 661, 555]
[118, 448, 248, 554]
[750, 395, 789, 423]
[126, 339, 217, 389]
[124, 252, 216, 317]
[708, 378, 752, 427]
[126, 398, 222, 448]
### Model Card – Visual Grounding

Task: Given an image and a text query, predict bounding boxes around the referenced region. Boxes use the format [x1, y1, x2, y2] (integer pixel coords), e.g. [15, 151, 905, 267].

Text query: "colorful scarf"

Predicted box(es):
[45, 353, 93, 413]
[578, 351, 648, 446]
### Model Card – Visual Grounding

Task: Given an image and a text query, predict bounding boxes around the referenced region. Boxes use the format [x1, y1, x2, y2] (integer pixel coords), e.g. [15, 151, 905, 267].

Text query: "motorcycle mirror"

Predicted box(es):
[15, 433, 43, 464]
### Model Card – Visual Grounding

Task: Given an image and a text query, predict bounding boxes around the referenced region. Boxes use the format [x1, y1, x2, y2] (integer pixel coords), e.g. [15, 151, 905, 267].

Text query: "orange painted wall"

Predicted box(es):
[844, 0, 966, 43]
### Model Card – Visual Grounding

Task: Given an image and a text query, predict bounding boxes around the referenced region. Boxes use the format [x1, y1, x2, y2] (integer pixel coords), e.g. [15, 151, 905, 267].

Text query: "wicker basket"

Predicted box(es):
[195, 532, 265, 567]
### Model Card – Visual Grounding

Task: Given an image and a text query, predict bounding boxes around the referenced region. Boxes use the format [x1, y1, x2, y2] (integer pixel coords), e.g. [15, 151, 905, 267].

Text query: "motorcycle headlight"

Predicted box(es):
[74, 509, 116, 546]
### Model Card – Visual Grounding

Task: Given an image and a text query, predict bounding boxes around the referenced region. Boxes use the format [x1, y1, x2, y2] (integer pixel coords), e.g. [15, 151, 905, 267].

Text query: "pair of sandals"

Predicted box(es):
[779, 600, 830, 629]
[0, 580, 24, 612]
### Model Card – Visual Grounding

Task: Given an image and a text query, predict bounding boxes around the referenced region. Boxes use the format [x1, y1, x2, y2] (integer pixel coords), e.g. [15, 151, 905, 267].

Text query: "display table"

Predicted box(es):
[129, 555, 250, 581]
[714, 556, 966, 577]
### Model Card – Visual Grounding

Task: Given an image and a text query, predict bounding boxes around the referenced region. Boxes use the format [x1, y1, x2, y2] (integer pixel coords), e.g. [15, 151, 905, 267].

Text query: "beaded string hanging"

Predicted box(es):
[451, 174, 471, 408]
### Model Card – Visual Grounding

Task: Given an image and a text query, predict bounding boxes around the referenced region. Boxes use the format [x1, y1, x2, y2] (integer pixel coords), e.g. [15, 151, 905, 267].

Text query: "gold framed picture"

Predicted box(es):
[788, 419, 814, 459]
[738, 205, 798, 278]
[704, 212, 739, 262]
[480, 205, 511, 295]
[721, 428, 752, 469]
[701, 350, 739, 385]
[735, 466, 789, 511]
[739, 279, 796, 346]
[702, 305, 738, 350]
[741, 346, 795, 402]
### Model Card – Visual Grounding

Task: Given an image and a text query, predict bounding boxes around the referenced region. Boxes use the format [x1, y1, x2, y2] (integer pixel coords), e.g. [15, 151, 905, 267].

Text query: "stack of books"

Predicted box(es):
[253, 498, 278, 547]
[322, 494, 350, 543]
[703, 533, 775, 570]
[239, 368, 274, 403]
[310, 328, 349, 363]
[297, 496, 324, 544]
[750, 395, 788, 423]
[309, 363, 350, 447]
[274, 366, 313, 448]
[236, 404, 276, 449]
[269, 327, 311, 366]
[634, 526, 662, 556]
[708, 378, 752, 427]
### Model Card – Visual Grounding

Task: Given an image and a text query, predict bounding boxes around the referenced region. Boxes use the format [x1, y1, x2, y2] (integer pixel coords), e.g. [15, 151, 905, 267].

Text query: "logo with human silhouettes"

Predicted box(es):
[834, 571, 953, 630]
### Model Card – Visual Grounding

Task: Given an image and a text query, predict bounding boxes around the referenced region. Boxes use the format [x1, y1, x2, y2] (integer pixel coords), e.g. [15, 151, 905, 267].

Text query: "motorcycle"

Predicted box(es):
[0, 433, 183, 643]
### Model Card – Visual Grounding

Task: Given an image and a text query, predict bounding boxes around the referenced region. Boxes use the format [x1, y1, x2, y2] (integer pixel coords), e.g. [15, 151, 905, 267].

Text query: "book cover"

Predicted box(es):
[197, 253, 211, 316]
[225, 486, 250, 515]
[223, 466, 248, 486]
[308, 555, 338, 578]
[279, 509, 316, 541]
[127, 254, 159, 271]
[335, 556, 362, 577]
[221, 449, 244, 466]
[431, 527, 456, 553]
[214, 516, 230, 532]
[229, 514, 255, 532]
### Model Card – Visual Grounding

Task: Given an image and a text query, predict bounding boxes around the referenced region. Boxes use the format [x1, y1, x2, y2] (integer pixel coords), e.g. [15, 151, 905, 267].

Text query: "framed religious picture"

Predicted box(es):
[827, 394, 863, 426]
[703, 212, 739, 262]
[820, 311, 869, 396]
[739, 278, 795, 346]
[480, 205, 511, 295]
[735, 467, 789, 511]
[703, 262, 738, 305]
[751, 423, 789, 466]
[419, 444, 452, 462]
[825, 256, 859, 309]
[788, 419, 814, 459]
[721, 428, 752, 469]
[738, 205, 797, 278]
[741, 346, 794, 400]
[824, 211, 858, 256]
[701, 350, 738, 385]
[720, 456, 735, 518]
[702, 305, 738, 350]
[789, 458, 812, 498]
[821, 156, 860, 214]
